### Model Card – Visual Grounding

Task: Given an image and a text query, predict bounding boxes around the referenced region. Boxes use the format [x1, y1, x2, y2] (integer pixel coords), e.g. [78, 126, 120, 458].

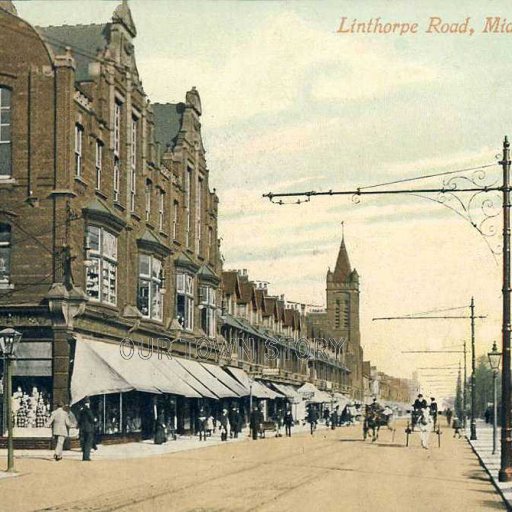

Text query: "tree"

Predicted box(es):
[455, 366, 463, 420]
[472, 354, 501, 419]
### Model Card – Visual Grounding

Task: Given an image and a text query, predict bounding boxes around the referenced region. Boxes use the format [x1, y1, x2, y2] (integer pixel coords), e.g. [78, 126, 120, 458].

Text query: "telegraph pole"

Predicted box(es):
[470, 297, 477, 440]
[463, 340, 467, 429]
[500, 136, 512, 482]
[263, 136, 511, 479]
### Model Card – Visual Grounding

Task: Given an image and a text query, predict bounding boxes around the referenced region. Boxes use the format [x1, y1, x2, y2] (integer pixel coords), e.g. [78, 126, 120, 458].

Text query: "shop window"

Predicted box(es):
[137, 254, 163, 321]
[8, 380, 52, 432]
[85, 226, 118, 305]
[199, 285, 216, 337]
[0, 223, 11, 285]
[0, 86, 11, 178]
[176, 273, 194, 330]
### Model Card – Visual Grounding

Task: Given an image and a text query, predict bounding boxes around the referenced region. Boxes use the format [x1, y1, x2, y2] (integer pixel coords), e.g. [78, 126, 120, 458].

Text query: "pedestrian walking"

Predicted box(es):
[452, 417, 463, 439]
[229, 406, 242, 439]
[154, 411, 167, 445]
[446, 408, 453, 427]
[219, 408, 230, 441]
[46, 402, 71, 461]
[206, 415, 214, 437]
[330, 406, 339, 430]
[418, 408, 433, 449]
[484, 407, 491, 424]
[250, 405, 263, 440]
[429, 397, 438, 430]
[197, 408, 207, 441]
[323, 407, 330, 426]
[284, 408, 294, 437]
[307, 405, 318, 435]
[77, 398, 96, 461]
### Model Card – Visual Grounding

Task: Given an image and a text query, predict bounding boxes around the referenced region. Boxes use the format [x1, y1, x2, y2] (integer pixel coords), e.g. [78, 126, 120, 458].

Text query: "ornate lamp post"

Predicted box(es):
[488, 341, 502, 456]
[0, 328, 22, 472]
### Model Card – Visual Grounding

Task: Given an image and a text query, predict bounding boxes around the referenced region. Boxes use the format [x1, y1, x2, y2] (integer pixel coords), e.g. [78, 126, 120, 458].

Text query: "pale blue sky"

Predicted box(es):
[14, 1, 512, 393]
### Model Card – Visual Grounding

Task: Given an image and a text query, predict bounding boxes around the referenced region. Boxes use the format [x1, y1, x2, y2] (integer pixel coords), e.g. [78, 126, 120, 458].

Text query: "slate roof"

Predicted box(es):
[222, 271, 240, 297]
[237, 280, 254, 305]
[152, 103, 185, 151]
[332, 238, 352, 282]
[36, 24, 109, 81]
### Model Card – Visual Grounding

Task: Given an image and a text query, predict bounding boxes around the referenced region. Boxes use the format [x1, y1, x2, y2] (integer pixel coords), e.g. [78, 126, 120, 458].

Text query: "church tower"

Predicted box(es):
[326, 235, 363, 399]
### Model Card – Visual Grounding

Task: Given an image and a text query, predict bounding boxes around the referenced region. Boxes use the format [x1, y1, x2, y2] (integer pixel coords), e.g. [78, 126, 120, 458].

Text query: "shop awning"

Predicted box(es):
[164, 358, 217, 399]
[71, 338, 136, 404]
[297, 382, 332, 403]
[148, 357, 202, 398]
[333, 392, 350, 409]
[258, 381, 285, 400]
[227, 367, 265, 399]
[200, 362, 249, 396]
[226, 367, 282, 399]
[271, 383, 302, 403]
[176, 358, 238, 398]
[70, 337, 202, 404]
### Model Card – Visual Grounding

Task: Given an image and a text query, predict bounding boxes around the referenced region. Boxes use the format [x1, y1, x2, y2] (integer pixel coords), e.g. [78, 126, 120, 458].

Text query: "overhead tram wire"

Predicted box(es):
[263, 161, 500, 204]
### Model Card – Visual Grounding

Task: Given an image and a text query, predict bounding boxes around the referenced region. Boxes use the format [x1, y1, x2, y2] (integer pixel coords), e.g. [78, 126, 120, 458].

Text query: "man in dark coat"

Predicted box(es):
[78, 398, 96, 461]
[330, 406, 339, 430]
[249, 405, 263, 440]
[284, 408, 294, 437]
[307, 406, 318, 435]
[229, 407, 242, 439]
[429, 397, 438, 429]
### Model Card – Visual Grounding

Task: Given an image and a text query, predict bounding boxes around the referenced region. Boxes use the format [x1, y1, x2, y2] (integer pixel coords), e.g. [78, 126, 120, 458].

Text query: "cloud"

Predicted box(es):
[139, 10, 439, 127]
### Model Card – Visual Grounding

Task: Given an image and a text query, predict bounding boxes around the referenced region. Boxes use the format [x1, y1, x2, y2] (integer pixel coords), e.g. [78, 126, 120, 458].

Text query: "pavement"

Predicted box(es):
[0, 419, 506, 512]
[468, 419, 512, 511]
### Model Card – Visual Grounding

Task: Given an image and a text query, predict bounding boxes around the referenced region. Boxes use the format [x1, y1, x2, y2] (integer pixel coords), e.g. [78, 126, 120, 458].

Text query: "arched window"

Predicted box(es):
[0, 86, 12, 178]
[0, 223, 11, 285]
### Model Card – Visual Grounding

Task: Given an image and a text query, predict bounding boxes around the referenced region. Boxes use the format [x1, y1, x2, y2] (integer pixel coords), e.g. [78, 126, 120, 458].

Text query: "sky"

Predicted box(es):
[13, 0, 512, 399]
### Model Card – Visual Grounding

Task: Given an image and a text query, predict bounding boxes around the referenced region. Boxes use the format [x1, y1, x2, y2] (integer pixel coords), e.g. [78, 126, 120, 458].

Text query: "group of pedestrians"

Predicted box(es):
[47, 398, 96, 462]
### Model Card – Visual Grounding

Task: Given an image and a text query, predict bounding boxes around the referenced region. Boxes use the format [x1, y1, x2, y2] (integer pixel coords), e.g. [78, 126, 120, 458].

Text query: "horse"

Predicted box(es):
[363, 405, 382, 442]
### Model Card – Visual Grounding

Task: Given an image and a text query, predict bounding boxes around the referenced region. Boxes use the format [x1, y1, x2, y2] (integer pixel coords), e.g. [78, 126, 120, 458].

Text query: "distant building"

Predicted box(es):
[307, 236, 364, 399]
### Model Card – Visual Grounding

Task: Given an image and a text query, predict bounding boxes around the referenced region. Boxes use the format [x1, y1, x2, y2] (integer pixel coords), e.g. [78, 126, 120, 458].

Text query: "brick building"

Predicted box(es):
[0, 1, 353, 447]
[0, 0, 235, 443]
[307, 236, 364, 399]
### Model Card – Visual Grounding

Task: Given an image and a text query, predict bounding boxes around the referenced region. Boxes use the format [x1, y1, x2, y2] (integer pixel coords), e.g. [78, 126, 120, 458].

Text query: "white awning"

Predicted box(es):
[226, 367, 276, 399]
[148, 356, 202, 398]
[333, 392, 350, 409]
[200, 362, 249, 396]
[177, 358, 238, 398]
[271, 383, 302, 403]
[297, 382, 332, 403]
[70, 336, 203, 404]
[70, 337, 133, 404]
[165, 358, 217, 399]
[258, 381, 285, 400]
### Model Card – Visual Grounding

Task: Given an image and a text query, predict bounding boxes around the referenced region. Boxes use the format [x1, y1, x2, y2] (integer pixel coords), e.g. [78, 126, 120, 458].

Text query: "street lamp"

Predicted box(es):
[0, 328, 22, 472]
[488, 341, 502, 456]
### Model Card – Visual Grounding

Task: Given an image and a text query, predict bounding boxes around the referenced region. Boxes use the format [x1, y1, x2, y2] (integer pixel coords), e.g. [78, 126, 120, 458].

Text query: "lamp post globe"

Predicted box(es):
[0, 327, 22, 473]
[488, 341, 502, 456]
[488, 341, 502, 372]
[0, 328, 22, 357]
